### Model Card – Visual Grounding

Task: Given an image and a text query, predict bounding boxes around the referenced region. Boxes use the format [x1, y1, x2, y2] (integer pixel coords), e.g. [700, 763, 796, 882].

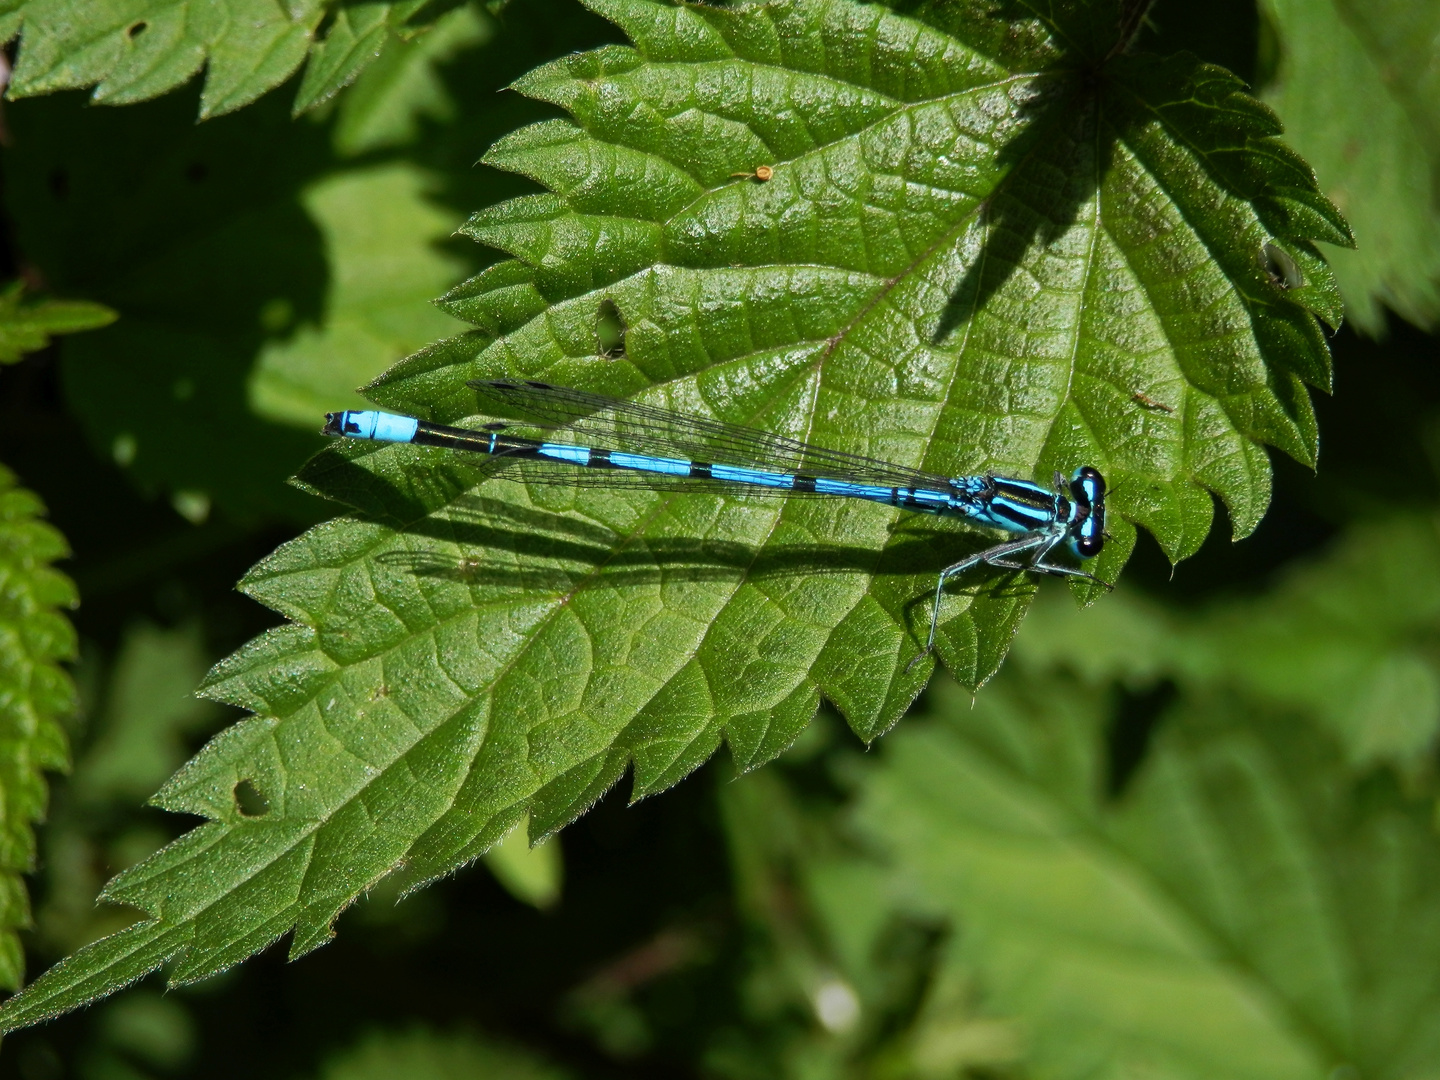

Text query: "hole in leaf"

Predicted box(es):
[1106, 679, 1176, 798]
[127, 20, 147, 38]
[595, 300, 625, 358]
[1259, 241, 1303, 290]
[186, 162, 208, 184]
[233, 778, 269, 817]
[48, 168, 69, 200]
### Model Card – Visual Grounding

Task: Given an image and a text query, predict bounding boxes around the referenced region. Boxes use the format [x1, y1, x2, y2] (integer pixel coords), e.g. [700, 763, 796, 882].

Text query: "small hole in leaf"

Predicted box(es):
[234, 779, 269, 817]
[1259, 241, 1302, 290]
[127, 20, 148, 38]
[186, 162, 208, 184]
[595, 300, 625, 358]
[48, 169, 69, 200]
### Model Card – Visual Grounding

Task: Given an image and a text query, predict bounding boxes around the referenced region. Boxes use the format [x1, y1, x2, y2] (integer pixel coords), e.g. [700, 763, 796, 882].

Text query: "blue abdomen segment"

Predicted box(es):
[326, 410, 420, 444]
[612, 452, 692, 477]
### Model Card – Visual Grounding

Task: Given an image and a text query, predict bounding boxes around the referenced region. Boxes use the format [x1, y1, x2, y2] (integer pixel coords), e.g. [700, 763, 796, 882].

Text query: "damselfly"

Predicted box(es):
[323, 380, 1109, 666]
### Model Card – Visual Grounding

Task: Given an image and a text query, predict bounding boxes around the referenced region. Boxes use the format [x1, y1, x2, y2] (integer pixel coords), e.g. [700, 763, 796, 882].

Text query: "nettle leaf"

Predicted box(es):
[1, 0, 467, 120]
[0, 465, 77, 992]
[857, 673, 1440, 1080]
[1261, 0, 1440, 333]
[0, 0, 1347, 1028]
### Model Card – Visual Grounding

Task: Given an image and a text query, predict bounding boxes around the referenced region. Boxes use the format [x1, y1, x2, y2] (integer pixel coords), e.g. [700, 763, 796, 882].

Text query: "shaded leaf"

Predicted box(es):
[36, 623, 221, 957]
[0, 0, 1347, 1029]
[0, 464, 77, 991]
[1019, 512, 1440, 768]
[1261, 0, 1440, 333]
[856, 672, 1440, 1080]
[248, 164, 473, 427]
[0, 280, 116, 364]
[3, 85, 474, 522]
[316, 1026, 573, 1080]
[331, 2, 492, 157]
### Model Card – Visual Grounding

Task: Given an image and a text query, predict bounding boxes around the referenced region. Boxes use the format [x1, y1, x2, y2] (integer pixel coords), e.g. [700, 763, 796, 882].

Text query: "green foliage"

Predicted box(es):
[330, 3, 491, 157]
[481, 818, 563, 909]
[315, 1027, 573, 1080]
[1260, 0, 1440, 333]
[0, 466, 77, 992]
[3, 41, 482, 521]
[1019, 513, 1440, 769]
[248, 163, 473, 428]
[717, 742, 1019, 1079]
[1, 0, 468, 120]
[0, 281, 115, 364]
[35, 622, 221, 957]
[0, 0, 1351, 1031]
[856, 664, 1440, 1080]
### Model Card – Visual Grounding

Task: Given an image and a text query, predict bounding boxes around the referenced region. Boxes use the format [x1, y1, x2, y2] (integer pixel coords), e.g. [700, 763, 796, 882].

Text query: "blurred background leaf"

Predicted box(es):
[855, 664, 1440, 1080]
[482, 818, 563, 911]
[1258, 0, 1440, 335]
[0, 282, 115, 365]
[313, 1026, 573, 1080]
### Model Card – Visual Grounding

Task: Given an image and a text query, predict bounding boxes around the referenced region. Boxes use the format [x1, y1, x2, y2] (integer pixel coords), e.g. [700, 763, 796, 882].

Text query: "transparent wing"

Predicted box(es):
[467, 380, 959, 493]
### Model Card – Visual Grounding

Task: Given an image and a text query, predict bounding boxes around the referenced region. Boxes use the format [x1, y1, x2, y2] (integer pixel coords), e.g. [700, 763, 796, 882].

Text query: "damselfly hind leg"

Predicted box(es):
[905, 533, 1055, 674]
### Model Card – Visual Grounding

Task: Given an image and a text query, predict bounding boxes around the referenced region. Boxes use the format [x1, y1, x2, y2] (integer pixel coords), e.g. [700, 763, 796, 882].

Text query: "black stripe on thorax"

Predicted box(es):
[990, 478, 1056, 509]
[989, 500, 1047, 528]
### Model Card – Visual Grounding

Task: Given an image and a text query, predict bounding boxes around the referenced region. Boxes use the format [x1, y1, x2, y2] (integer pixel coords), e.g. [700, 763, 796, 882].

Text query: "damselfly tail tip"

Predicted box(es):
[321, 412, 344, 436]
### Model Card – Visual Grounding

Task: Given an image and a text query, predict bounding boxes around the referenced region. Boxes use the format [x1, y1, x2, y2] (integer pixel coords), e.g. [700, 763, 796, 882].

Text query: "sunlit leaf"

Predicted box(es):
[1, 0, 474, 120]
[481, 816, 563, 909]
[0, 0, 1348, 1030]
[248, 164, 473, 428]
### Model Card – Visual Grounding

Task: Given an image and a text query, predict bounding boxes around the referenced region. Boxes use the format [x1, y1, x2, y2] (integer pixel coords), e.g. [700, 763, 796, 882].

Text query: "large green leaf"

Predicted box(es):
[856, 673, 1440, 1080]
[1261, 0, 1440, 333]
[0, 0, 467, 120]
[0, 0, 1348, 1029]
[0, 465, 76, 992]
